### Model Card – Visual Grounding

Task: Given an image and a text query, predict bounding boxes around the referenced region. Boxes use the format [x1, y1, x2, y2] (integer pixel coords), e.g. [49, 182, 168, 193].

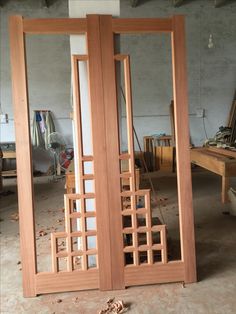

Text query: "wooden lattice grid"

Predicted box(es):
[51, 55, 98, 273]
[117, 55, 168, 267]
[51, 194, 98, 273]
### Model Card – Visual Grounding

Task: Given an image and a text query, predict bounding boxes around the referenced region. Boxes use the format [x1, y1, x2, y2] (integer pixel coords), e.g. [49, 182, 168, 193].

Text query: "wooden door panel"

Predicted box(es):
[9, 14, 196, 297]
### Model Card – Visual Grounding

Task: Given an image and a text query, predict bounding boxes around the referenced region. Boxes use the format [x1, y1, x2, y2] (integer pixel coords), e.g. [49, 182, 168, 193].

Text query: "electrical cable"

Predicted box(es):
[202, 116, 208, 140]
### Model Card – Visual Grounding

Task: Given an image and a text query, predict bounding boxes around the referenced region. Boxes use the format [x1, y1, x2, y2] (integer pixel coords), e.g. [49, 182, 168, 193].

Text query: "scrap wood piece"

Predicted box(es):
[99, 298, 128, 314]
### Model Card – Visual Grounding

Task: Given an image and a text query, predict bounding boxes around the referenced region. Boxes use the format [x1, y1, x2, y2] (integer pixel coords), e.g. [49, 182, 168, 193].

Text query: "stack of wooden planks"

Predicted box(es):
[228, 91, 236, 146]
[143, 135, 174, 172]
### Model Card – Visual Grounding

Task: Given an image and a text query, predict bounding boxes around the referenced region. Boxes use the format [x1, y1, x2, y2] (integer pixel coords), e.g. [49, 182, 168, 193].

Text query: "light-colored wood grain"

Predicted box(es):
[191, 147, 236, 203]
[123, 56, 136, 192]
[65, 173, 75, 194]
[23, 18, 87, 34]
[124, 261, 184, 286]
[9, 15, 37, 297]
[86, 15, 113, 290]
[208, 147, 236, 158]
[99, 15, 125, 290]
[112, 18, 172, 33]
[2, 170, 17, 177]
[2, 150, 16, 159]
[191, 149, 226, 176]
[51, 233, 58, 273]
[171, 15, 196, 283]
[36, 270, 99, 294]
[64, 195, 73, 272]
[155, 146, 174, 172]
[170, 100, 176, 145]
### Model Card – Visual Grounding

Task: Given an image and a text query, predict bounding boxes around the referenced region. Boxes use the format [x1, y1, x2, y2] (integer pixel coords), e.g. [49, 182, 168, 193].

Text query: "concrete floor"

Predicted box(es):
[0, 171, 236, 313]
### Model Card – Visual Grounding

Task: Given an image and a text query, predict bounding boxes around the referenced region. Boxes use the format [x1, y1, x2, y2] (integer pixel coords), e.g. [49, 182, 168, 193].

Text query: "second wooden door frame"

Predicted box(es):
[9, 14, 196, 297]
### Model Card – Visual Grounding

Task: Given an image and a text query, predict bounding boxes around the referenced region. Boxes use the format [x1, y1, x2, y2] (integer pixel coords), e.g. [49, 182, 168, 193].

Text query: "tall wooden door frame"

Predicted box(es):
[9, 14, 196, 297]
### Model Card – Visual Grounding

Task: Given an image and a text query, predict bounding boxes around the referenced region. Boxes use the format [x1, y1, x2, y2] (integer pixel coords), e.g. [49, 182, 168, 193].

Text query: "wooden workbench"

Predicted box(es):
[190, 147, 236, 203]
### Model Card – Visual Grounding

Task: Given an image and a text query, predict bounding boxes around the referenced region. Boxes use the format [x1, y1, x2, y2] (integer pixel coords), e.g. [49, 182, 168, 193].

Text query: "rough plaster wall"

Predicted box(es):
[120, 0, 236, 148]
[1, 0, 235, 149]
[0, 0, 72, 145]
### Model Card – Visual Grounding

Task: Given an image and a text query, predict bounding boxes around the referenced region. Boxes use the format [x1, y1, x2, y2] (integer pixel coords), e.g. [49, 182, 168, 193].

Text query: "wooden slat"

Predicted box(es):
[70, 212, 96, 219]
[23, 18, 87, 34]
[65, 193, 95, 200]
[119, 153, 131, 160]
[51, 234, 58, 273]
[146, 191, 153, 264]
[9, 15, 37, 297]
[71, 56, 85, 198]
[171, 15, 196, 283]
[82, 155, 94, 161]
[131, 194, 138, 266]
[208, 147, 236, 159]
[112, 18, 172, 34]
[124, 261, 184, 286]
[170, 100, 176, 146]
[120, 172, 132, 178]
[82, 174, 94, 180]
[2, 170, 17, 177]
[192, 148, 234, 162]
[191, 149, 226, 176]
[36, 270, 99, 294]
[99, 15, 125, 290]
[161, 227, 168, 263]
[2, 150, 16, 159]
[70, 230, 96, 237]
[86, 15, 113, 290]
[123, 55, 136, 192]
[81, 193, 87, 271]
[64, 195, 73, 272]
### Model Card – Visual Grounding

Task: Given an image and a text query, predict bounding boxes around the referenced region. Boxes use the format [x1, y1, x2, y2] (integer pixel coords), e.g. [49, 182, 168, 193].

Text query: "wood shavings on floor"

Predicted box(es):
[99, 298, 129, 314]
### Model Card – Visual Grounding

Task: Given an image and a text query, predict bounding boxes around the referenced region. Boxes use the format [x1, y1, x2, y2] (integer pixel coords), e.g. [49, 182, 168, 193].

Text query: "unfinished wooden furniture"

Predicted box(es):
[190, 147, 236, 203]
[143, 135, 174, 172]
[155, 146, 174, 172]
[9, 14, 196, 297]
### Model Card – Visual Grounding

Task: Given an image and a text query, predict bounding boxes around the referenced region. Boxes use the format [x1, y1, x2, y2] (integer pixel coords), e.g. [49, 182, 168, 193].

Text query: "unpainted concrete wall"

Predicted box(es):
[0, 0, 72, 145]
[1, 0, 235, 150]
[120, 0, 236, 148]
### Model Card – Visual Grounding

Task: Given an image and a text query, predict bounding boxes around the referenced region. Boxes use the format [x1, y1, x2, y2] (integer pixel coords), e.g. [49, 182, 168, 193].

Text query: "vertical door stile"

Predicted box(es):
[171, 15, 197, 283]
[86, 15, 113, 290]
[9, 15, 37, 298]
[99, 15, 125, 290]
